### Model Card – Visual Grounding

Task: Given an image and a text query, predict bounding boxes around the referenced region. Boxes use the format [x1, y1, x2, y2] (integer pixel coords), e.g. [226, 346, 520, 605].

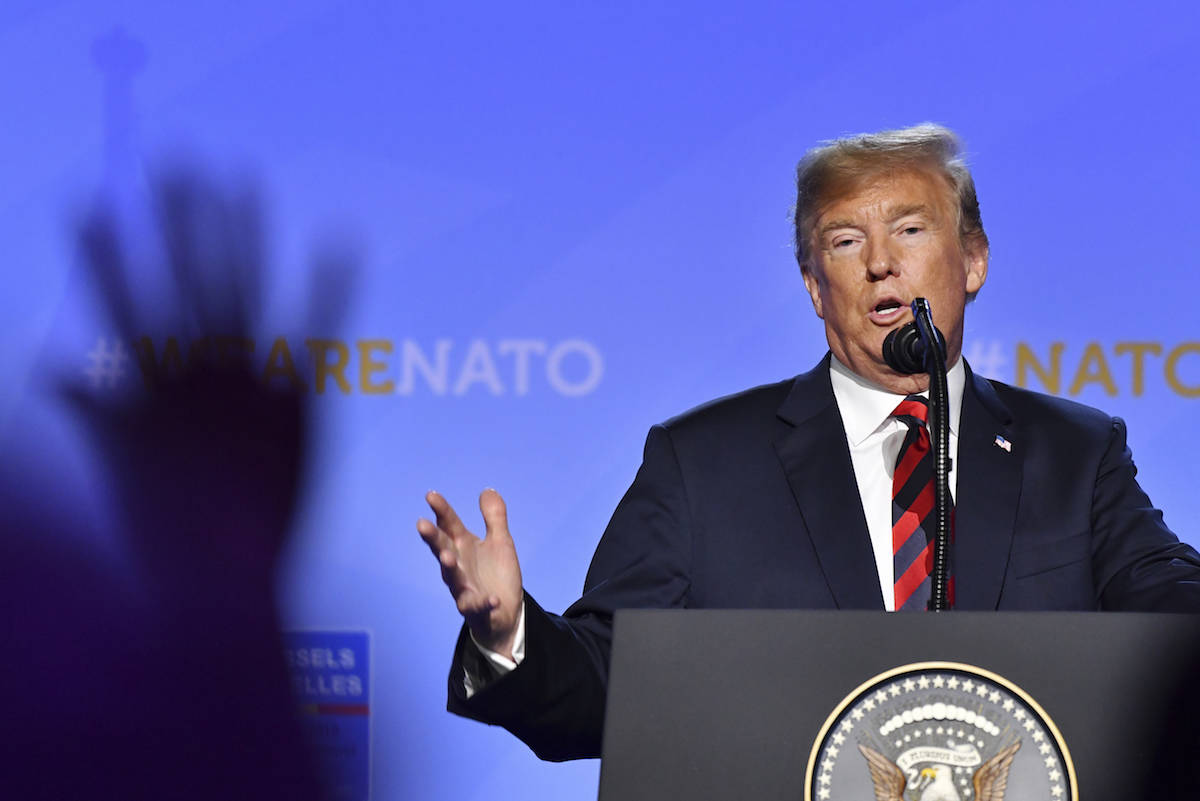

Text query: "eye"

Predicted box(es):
[901, 225, 922, 236]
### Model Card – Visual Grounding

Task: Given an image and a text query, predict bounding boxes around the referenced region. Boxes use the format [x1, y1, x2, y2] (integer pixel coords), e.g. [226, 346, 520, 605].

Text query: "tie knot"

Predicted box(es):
[892, 395, 928, 427]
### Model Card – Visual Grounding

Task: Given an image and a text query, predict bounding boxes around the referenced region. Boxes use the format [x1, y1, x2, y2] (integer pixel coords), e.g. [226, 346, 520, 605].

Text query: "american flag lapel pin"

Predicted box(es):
[994, 434, 1012, 452]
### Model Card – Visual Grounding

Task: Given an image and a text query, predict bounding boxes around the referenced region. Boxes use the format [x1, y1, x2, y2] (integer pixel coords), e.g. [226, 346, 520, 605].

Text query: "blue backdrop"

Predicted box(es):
[4, 2, 1199, 798]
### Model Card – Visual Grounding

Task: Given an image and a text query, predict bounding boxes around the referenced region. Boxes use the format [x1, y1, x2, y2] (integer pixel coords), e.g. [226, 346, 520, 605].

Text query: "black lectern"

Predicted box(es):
[599, 610, 1200, 801]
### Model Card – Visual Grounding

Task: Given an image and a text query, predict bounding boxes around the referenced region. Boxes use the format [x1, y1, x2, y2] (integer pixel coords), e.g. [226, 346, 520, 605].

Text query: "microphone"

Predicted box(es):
[881, 297, 953, 612]
[881, 301, 946, 375]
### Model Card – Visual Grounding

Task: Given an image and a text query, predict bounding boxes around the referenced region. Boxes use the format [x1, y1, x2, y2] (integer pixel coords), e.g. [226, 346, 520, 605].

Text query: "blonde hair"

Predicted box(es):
[792, 123, 987, 266]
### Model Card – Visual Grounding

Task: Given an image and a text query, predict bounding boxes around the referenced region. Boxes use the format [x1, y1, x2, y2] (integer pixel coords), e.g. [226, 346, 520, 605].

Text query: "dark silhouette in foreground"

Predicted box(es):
[1, 169, 354, 801]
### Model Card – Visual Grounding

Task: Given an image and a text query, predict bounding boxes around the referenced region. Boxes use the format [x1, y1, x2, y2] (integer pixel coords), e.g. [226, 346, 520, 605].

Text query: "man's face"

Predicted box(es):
[800, 168, 988, 394]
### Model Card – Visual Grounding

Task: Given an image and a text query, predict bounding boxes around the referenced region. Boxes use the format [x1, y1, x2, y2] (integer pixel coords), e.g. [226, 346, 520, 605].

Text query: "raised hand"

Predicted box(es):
[418, 489, 524, 659]
[65, 166, 355, 592]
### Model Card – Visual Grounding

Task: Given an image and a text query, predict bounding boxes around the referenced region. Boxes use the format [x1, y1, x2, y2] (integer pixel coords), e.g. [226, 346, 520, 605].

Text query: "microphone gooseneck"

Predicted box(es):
[881, 299, 953, 612]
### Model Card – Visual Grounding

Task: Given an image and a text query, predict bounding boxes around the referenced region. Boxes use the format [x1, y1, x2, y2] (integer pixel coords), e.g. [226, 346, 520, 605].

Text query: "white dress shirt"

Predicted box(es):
[828, 354, 964, 610]
[466, 356, 967, 691]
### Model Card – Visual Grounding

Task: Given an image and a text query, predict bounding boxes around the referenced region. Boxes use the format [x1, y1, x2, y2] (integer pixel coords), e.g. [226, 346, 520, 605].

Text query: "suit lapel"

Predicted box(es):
[773, 356, 884, 610]
[954, 364, 1022, 610]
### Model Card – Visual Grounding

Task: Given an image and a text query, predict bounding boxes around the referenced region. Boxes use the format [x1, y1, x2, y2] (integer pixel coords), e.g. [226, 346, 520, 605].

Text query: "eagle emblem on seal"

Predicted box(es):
[857, 740, 1020, 801]
[806, 664, 1074, 801]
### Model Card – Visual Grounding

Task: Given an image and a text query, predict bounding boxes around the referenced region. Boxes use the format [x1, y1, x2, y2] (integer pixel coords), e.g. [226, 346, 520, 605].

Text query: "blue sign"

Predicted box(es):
[284, 631, 370, 801]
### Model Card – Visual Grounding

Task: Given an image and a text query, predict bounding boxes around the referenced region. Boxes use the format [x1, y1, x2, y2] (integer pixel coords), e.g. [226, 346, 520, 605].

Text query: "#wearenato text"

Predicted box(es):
[132, 336, 604, 397]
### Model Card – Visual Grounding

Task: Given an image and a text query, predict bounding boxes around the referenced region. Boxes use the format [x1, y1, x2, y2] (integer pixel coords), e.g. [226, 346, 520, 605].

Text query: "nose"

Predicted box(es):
[864, 237, 899, 280]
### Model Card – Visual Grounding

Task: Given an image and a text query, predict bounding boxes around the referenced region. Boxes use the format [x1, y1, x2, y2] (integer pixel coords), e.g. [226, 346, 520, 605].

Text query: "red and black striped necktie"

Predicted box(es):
[891, 395, 953, 611]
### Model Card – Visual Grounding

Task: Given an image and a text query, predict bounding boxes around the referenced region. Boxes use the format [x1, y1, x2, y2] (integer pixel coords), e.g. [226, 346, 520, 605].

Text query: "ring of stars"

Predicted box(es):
[811, 667, 1071, 801]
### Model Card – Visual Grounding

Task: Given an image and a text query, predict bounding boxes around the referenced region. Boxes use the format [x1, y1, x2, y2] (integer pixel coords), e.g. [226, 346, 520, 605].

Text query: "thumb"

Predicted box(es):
[478, 488, 510, 542]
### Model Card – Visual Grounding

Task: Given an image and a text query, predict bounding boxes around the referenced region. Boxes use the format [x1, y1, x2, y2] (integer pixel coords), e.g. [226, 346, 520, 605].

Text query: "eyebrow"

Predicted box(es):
[817, 219, 859, 237]
[885, 203, 933, 222]
[817, 203, 935, 238]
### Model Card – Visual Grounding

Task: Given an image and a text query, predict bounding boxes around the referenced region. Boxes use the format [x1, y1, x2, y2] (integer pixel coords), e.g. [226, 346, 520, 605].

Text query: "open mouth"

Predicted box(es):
[868, 297, 907, 324]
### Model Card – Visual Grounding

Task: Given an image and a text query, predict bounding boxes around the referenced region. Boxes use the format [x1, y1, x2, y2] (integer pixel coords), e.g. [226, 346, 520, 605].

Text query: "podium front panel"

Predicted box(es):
[599, 610, 1200, 801]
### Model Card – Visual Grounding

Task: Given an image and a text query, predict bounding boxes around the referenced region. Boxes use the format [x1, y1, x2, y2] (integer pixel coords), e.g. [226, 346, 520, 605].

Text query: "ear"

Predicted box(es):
[800, 262, 826, 319]
[963, 236, 988, 295]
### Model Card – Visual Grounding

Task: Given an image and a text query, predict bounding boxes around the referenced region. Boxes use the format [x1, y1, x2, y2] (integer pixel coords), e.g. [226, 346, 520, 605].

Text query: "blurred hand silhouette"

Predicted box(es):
[1, 166, 357, 801]
[67, 168, 354, 597]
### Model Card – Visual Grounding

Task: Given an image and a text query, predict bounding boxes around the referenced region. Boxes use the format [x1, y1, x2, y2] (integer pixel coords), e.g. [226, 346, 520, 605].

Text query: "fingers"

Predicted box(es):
[415, 516, 452, 557]
[417, 516, 494, 614]
[306, 238, 359, 337]
[417, 517, 471, 593]
[225, 181, 264, 334]
[78, 207, 139, 339]
[425, 490, 471, 540]
[416, 501, 477, 578]
[155, 170, 207, 334]
[418, 492, 472, 572]
[479, 489, 511, 542]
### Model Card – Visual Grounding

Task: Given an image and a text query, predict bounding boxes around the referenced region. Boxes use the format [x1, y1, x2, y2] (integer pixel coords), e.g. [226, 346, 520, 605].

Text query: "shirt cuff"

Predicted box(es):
[463, 601, 526, 698]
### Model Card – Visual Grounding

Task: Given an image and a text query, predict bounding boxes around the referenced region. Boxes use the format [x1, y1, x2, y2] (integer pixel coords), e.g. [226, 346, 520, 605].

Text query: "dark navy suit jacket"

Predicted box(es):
[448, 356, 1200, 759]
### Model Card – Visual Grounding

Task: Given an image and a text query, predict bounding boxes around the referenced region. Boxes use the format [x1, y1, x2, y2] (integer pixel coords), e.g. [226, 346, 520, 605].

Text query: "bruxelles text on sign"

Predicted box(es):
[284, 631, 370, 801]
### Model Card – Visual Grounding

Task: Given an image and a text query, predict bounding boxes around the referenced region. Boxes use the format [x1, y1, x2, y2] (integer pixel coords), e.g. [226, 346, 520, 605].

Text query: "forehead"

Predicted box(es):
[815, 168, 955, 227]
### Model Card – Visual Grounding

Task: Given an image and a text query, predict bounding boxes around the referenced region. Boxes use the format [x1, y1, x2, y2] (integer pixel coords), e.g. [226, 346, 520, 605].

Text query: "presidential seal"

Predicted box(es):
[805, 662, 1076, 801]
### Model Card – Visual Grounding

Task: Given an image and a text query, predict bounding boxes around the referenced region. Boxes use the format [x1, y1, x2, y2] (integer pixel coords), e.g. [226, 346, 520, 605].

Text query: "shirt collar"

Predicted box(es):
[829, 353, 966, 446]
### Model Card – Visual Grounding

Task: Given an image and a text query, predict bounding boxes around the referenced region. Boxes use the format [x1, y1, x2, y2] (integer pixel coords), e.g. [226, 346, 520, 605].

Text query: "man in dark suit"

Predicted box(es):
[417, 124, 1200, 761]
